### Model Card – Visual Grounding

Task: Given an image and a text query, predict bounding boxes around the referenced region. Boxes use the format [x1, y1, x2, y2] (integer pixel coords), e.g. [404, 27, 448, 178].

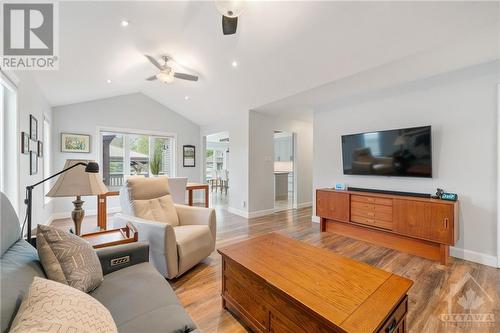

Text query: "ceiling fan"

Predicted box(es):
[215, 0, 245, 35]
[145, 55, 198, 83]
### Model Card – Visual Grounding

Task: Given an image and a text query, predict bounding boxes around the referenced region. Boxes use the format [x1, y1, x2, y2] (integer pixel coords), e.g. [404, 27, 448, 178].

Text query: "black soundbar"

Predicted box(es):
[347, 187, 431, 198]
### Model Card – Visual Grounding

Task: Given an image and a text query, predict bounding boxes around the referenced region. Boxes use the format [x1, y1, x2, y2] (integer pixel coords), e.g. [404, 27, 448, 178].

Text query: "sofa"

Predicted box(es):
[0, 192, 199, 333]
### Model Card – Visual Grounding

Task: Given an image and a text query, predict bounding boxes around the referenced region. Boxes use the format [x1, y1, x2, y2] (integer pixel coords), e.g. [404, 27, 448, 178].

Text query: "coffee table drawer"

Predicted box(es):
[378, 296, 407, 333]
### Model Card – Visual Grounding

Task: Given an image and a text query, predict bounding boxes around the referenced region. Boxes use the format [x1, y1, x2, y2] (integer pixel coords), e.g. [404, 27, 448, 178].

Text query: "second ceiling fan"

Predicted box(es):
[145, 55, 198, 83]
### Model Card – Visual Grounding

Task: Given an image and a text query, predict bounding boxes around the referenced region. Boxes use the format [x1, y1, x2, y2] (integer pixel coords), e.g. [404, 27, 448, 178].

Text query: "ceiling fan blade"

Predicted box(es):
[145, 55, 164, 70]
[174, 72, 199, 81]
[145, 75, 158, 81]
[222, 15, 237, 35]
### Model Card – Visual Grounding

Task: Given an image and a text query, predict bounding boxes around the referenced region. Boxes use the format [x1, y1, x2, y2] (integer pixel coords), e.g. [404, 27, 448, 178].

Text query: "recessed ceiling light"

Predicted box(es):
[106, 79, 112, 84]
[231, 60, 238, 68]
[120, 20, 129, 27]
[184, 96, 189, 100]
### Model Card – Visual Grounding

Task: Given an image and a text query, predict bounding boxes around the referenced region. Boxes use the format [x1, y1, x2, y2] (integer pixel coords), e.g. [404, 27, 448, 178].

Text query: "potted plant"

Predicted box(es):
[150, 150, 161, 176]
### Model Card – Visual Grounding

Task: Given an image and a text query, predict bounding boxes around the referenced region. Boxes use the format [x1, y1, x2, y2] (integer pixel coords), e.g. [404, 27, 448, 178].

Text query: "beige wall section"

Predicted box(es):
[248, 111, 313, 214]
[313, 61, 499, 266]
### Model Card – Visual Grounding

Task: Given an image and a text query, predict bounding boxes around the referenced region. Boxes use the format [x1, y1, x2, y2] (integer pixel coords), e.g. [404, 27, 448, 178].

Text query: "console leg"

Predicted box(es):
[320, 218, 327, 232]
[440, 244, 449, 265]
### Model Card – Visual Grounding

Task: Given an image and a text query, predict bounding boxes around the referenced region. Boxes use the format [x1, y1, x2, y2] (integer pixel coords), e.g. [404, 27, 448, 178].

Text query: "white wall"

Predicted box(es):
[52, 93, 201, 215]
[248, 111, 313, 214]
[14, 72, 54, 228]
[313, 61, 499, 265]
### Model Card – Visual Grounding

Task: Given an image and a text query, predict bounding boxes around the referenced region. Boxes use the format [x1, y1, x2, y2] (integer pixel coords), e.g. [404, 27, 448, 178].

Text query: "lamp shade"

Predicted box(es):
[46, 159, 108, 197]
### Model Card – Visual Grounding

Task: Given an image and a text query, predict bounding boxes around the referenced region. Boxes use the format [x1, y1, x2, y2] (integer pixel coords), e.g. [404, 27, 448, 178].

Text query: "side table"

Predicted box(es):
[81, 223, 138, 249]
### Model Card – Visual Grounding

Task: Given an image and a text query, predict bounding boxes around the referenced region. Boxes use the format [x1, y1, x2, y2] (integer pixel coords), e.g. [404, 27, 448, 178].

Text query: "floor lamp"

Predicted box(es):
[24, 160, 108, 244]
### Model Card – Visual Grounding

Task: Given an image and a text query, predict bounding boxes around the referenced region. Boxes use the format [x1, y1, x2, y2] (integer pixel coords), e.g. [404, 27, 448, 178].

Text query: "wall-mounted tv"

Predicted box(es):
[342, 126, 432, 178]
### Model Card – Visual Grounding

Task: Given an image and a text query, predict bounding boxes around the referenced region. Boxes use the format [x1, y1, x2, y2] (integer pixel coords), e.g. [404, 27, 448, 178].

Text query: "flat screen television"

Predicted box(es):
[342, 126, 432, 178]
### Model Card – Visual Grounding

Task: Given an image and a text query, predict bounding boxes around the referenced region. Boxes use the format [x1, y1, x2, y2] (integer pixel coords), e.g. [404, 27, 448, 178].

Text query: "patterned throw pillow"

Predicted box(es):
[36, 224, 103, 293]
[9, 277, 117, 333]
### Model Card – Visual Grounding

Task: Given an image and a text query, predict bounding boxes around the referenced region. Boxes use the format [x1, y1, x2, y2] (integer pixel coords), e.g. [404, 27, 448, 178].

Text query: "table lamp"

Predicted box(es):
[45, 159, 108, 236]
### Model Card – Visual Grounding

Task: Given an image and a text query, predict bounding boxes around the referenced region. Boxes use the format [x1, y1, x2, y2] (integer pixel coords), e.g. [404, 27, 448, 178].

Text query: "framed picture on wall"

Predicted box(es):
[61, 133, 91, 153]
[183, 145, 195, 167]
[30, 152, 38, 175]
[21, 132, 30, 154]
[29, 115, 38, 140]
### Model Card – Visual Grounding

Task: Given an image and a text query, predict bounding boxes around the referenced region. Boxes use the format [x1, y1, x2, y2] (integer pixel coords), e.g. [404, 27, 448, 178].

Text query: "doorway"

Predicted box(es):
[205, 132, 230, 209]
[274, 131, 295, 211]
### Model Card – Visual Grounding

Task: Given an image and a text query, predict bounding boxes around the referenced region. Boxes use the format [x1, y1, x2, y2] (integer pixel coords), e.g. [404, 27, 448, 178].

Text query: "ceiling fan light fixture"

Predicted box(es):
[157, 72, 174, 83]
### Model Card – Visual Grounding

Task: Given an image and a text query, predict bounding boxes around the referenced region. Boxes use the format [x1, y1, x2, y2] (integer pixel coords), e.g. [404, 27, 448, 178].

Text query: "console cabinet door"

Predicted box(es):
[393, 199, 453, 244]
[429, 204, 454, 244]
[316, 191, 349, 222]
[393, 200, 432, 240]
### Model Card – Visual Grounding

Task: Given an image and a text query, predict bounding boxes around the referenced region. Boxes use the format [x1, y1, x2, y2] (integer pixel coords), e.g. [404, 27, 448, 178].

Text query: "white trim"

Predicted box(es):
[227, 207, 249, 218]
[311, 215, 320, 223]
[497, 84, 500, 268]
[249, 208, 277, 218]
[296, 201, 312, 209]
[450, 247, 498, 268]
[50, 207, 122, 221]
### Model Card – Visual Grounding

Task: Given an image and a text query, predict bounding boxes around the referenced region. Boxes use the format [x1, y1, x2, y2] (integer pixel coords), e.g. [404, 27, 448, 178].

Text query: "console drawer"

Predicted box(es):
[351, 215, 375, 226]
[352, 195, 393, 206]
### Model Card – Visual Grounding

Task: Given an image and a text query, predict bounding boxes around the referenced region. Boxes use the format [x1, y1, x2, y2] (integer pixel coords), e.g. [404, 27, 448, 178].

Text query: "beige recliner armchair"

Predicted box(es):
[115, 177, 216, 279]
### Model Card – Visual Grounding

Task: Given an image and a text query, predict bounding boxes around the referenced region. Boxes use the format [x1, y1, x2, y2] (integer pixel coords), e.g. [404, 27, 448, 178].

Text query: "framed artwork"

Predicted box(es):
[21, 132, 30, 154]
[29, 115, 38, 140]
[30, 152, 38, 175]
[61, 133, 91, 153]
[183, 145, 195, 167]
[37, 141, 43, 157]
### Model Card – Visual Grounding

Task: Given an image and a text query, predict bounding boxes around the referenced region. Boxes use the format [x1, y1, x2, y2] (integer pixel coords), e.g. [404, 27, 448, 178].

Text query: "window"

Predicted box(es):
[0, 73, 18, 211]
[100, 130, 175, 188]
[43, 117, 51, 202]
[363, 132, 381, 156]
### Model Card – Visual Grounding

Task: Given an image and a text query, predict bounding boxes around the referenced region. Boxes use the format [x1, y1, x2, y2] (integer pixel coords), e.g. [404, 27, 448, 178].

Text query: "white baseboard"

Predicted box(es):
[227, 207, 249, 218]
[311, 216, 320, 223]
[249, 208, 277, 218]
[296, 201, 312, 209]
[450, 247, 498, 268]
[50, 207, 122, 221]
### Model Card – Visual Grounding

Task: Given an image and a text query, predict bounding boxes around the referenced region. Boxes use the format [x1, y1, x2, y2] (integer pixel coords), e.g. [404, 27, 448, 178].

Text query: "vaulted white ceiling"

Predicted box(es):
[30, 1, 499, 126]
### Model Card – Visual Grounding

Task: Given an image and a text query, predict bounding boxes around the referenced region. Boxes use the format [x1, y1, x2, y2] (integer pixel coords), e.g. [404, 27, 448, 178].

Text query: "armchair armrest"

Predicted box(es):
[96, 242, 149, 275]
[175, 204, 216, 240]
[114, 213, 178, 278]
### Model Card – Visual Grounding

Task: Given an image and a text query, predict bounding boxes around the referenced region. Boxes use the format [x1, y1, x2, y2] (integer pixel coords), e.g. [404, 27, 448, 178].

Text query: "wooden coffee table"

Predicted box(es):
[218, 233, 413, 333]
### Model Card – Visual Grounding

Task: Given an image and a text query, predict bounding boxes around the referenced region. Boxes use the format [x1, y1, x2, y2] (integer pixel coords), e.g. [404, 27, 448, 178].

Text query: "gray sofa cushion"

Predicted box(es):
[0, 240, 46, 333]
[1, 192, 21, 256]
[91, 262, 197, 333]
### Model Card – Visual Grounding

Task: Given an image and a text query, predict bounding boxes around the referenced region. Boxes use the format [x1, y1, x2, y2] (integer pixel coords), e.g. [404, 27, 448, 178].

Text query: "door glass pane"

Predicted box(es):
[102, 132, 124, 187]
[129, 134, 149, 177]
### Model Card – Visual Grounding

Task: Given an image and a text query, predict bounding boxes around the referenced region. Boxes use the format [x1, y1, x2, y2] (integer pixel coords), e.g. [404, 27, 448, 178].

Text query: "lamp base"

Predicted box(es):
[71, 196, 85, 236]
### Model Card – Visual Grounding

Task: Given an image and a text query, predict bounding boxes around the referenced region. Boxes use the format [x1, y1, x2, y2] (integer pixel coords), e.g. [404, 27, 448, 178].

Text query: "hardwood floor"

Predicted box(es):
[51, 207, 499, 333]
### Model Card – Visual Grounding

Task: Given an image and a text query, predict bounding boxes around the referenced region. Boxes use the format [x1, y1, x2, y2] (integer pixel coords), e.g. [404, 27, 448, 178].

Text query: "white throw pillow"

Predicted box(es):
[9, 277, 117, 333]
